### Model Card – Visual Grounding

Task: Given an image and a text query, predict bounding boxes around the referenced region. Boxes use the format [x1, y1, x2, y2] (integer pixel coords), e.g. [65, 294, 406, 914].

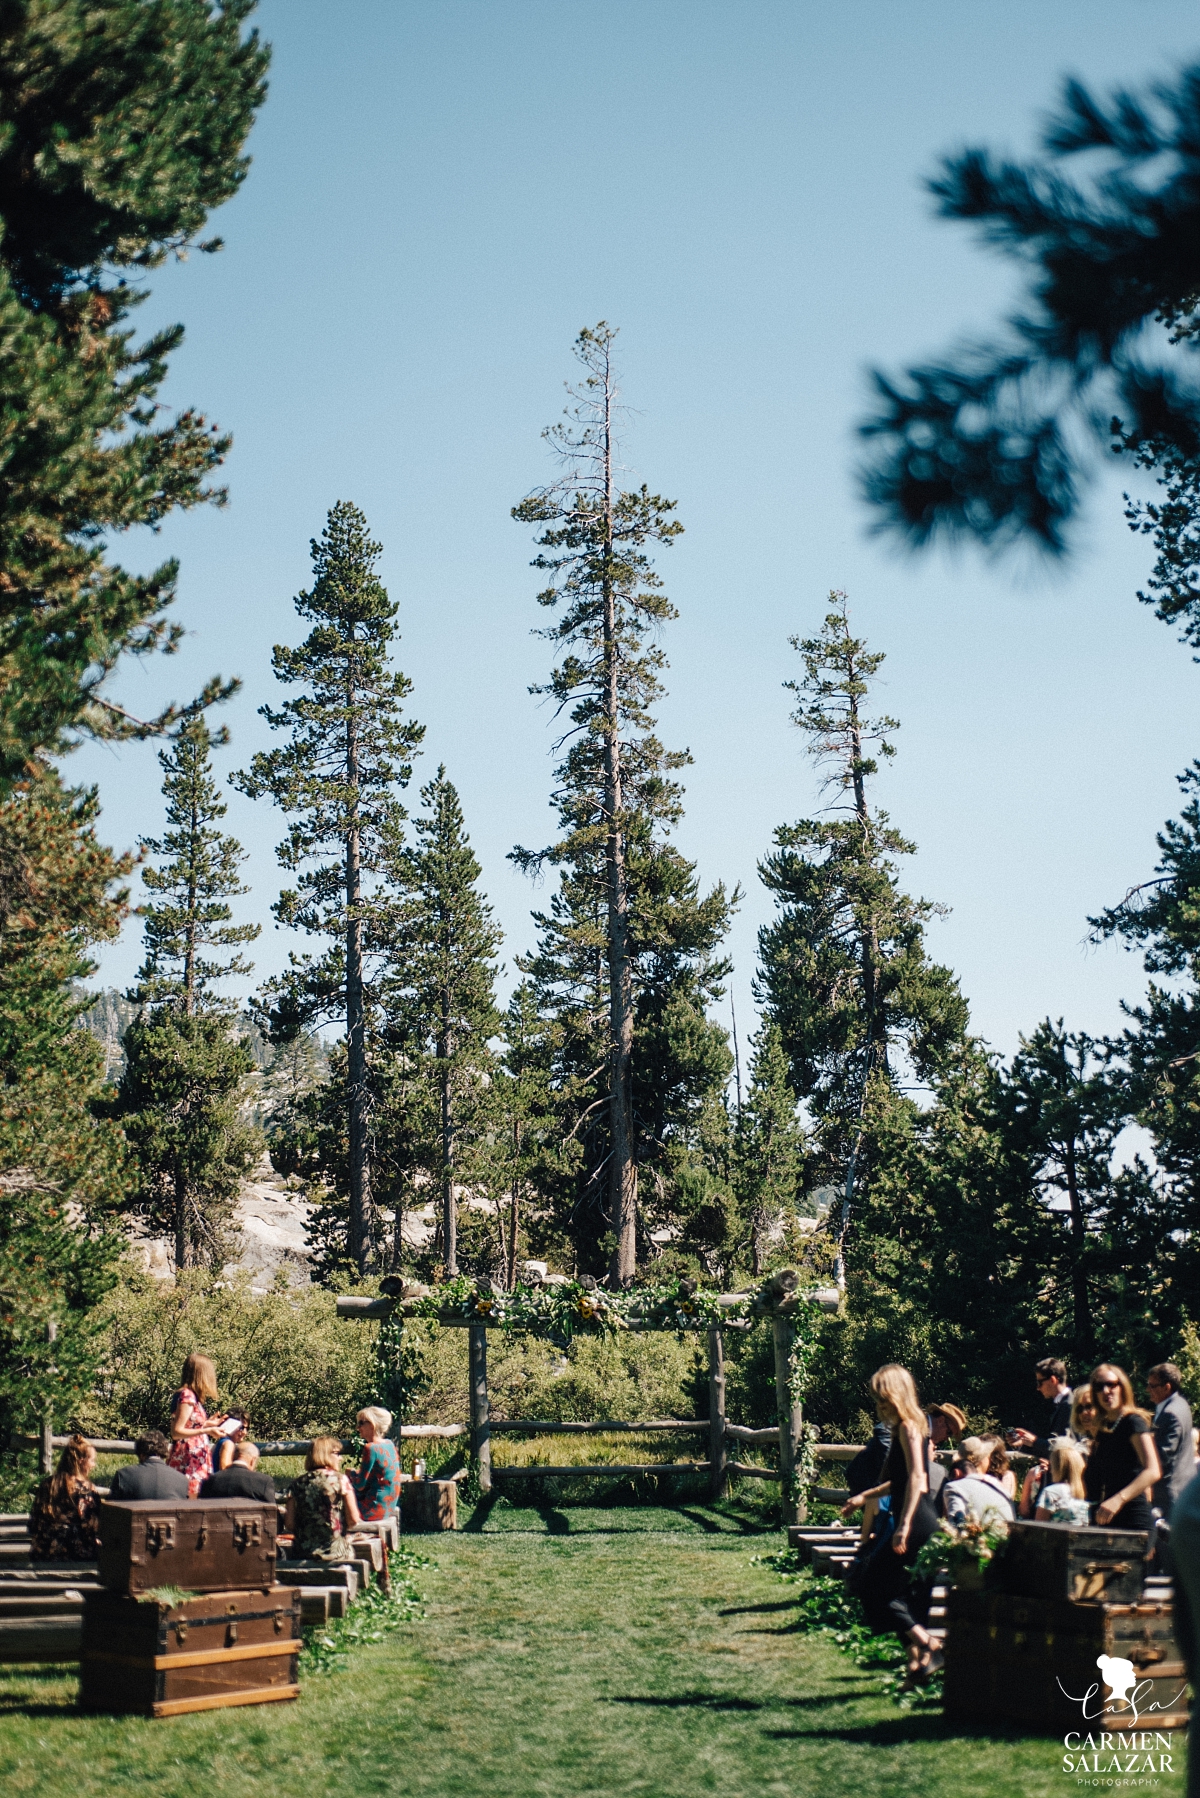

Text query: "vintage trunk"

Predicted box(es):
[943, 1588, 1190, 1733]
[80, 1586, 300, 1717]
[1001, 1520, 1149, 1606]
[98, 1501, 277, 1596]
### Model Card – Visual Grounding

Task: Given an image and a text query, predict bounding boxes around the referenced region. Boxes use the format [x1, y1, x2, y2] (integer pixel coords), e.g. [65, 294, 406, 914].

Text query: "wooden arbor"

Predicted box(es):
[337, 1272, 839, 1519]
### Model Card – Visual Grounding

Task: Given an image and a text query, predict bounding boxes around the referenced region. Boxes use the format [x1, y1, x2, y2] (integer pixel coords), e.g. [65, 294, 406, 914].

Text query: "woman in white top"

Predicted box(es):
[943, 1437, 1016, 1527]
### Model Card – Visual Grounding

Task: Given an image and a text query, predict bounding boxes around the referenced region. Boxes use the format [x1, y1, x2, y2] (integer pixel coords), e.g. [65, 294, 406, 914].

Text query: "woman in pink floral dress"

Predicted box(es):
[167, 1353, 226, 1497]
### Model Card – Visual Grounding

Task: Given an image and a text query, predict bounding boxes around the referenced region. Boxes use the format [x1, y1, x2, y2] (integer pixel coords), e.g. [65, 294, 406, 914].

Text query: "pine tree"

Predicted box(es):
[380, 768, 502, 1278]
[491, 981, 559, 1287]
[860, 63, 1200, 555]
[234, 502, 424, 1272]
[112, 720, 260, 1267]
[757, 596, 968, 1284]
[513, 324, 734, 1282]
[0, 2, 268, 781]
[733, 1023, 808, 1276]
[0, 770, 130, 1445]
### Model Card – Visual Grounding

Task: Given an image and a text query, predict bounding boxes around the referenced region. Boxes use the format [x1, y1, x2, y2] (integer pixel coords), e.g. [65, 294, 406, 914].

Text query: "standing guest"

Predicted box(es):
[212, 1408, 249, 1476]
[285, 1437, 362, 1562]
[928, 1405, 968, 1451]
[1070, 1385, 1102, 1451]
[107, 1432, 189, 1501]
[167, 1354, 227, 1498]
[839, 1364, 941, 1689]
[1035, 1441, 1092, 1525]
[1085, 1363, 1162, 1531]
[30, 1435, 101, 1561]
[350, 1407, 401, 1520]
[844, 1418, 891, 1542]
[942, 1437, 1015, 1527]
[1147, 1362, 1198, 1520]
[201, 1441, 276, 1504]
[1009, 1358, 1074, 1458]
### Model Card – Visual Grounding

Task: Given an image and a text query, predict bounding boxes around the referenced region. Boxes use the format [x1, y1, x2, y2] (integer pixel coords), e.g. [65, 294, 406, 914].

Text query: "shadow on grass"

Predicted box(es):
[608, 1692, 763, 1711]
[763, 1716, 1028, 1746]
[0, 1664, 78, 1720]
[717, 1600, 800, 1616]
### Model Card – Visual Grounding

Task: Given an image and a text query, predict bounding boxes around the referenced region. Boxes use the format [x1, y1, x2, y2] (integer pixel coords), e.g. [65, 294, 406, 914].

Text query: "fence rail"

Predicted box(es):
[15, 1430, 876, 1461]
[492, 1461, 711, 1480]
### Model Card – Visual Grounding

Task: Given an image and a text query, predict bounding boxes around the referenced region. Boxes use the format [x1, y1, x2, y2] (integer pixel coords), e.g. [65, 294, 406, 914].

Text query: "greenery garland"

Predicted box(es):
[408, 1274, 748, 1340]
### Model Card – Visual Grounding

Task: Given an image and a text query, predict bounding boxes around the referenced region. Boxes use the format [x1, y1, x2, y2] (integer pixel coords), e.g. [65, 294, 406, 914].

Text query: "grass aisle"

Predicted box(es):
[0, 1504, 1187, 1797]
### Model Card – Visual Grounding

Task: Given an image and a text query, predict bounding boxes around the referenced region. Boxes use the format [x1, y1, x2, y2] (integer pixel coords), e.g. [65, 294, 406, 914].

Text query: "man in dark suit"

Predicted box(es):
[1008, 1357, 1073, 1458]
[1148, 1361, 1197, 1519]
[200, 1441, 276, 1504]
[106, 1432, 190, 1501]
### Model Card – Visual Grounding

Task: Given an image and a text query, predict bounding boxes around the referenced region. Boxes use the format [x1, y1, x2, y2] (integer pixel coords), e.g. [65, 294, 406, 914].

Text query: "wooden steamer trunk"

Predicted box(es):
[98, 1501, 277, 1596]
[943, 1523, 1190, 1733]
[80, 1586, 301, 1717]
[1002, 1520, 1149, 1606]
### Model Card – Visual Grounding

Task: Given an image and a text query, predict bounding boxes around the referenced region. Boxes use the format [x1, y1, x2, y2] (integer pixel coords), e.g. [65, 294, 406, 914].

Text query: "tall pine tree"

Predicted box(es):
[757, 595, 968, 1286]
[733, 1023, 808, 1276]
[380, 768, 502, 1278]
[0, 2, 268, 781]
[234, 503, 424, 1272]
[112, 719, 260, 1268]
[513, 324, 734, 1282]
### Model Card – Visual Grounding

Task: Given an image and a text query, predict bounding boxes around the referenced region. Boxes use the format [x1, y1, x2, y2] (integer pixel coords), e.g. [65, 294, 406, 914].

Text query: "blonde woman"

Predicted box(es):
[1035, 1441, 1091, 1526]
[1084, 1364, 1161, 1531]
[167, 1353, 228, 1499]
[285, 1437, 362, 1562]
[350, 1406, 401, 1520]
[840, 1365, 941, 1686]
[1070, 1385, 1102, 1449]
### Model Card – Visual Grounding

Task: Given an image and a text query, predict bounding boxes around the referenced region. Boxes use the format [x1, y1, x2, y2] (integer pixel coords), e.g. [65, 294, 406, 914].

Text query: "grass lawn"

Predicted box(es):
[0, 1499, 1186, 1798]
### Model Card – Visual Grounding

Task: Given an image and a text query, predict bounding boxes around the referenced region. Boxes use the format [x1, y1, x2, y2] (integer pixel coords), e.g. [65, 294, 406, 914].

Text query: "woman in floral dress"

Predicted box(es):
[30, 1435, 101, 1561]
[167, 1353, 227, 1498]
[285, 1437, 362, 1562]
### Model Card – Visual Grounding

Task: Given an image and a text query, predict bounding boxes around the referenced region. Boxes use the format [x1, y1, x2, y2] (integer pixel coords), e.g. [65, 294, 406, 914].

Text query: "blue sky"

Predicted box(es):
[78, 0, 1200, 1061]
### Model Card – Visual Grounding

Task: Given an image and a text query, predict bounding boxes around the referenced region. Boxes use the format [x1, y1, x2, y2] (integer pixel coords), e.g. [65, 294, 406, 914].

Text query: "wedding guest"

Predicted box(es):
[984, 1438, 1018, 1502]
[1147, 1363, 1198, 1521]
[1035, 1440, 1091, 1526]
[1070, 1385, 1102, 1450]
[839, 1365, 941, 1689]
[212, 1408, 249, 1476]
[30, 1435, 101, 1561]
[107, 1432, 189, 1501]
[167, 1354, 227, 1498]
[285, 1437, 361, 1562]
[349, 1407, 401, 1519]
[201, 1441, 276, 1504]
[943, 1437, 1015, 1527]
[1009, 1358, 1074, 1458]
[1085, 1363, 1161, 1531]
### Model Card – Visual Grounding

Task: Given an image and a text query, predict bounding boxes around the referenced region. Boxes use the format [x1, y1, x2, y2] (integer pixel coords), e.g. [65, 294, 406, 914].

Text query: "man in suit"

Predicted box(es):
[106, 1432, 190, 1501]
[1008, 1357, 1073, 1458]
[1148, 1361, 1197, 1519]
[200, 1440, 276, 1504]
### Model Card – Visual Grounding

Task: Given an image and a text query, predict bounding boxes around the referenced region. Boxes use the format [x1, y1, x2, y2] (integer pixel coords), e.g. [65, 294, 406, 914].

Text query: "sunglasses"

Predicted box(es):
[1096, 1381, 1122, 1392]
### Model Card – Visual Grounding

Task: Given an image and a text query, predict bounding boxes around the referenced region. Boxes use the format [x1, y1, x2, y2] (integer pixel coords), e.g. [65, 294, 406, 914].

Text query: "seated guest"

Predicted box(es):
[1070, 1385, 1101, 1451]
[285, 1436, 361, 1561]
[1035, 1440, 1091, 1525]
[1009, 1358, 1074, 1458]
[1147, 1362, 1198, 1521]
[107, 1431, 190, 1501]
[211, 1408, 250, 1476]
[943, 1437, 1015, 1528]
[1085, 1363, 1161, 1531]
[844, 1417, 892, 1543]
[1019, 1457, 1051, 1519]
[349, 1406, 401, 1519]
[201, 1440, 276, 1503]
[30, 1434, 102, 1561]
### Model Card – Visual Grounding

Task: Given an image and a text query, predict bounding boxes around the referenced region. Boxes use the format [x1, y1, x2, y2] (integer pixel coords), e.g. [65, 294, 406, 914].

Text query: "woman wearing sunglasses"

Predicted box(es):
[1084, 1364, 1162, 1531]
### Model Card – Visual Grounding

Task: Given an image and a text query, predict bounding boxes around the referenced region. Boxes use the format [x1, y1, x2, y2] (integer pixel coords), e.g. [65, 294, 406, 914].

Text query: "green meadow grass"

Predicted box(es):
[0, 1500, 1185, 1798]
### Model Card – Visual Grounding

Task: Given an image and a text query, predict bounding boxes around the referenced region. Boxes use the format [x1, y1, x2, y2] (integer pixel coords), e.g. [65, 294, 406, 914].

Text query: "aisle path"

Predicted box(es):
[0, 1505, 1186, 1798]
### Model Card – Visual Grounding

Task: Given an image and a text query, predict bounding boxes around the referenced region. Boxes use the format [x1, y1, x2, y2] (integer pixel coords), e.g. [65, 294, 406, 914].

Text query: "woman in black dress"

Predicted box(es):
[1085, 1364, 1161, 1530]
[840, 1364, 941, 1686]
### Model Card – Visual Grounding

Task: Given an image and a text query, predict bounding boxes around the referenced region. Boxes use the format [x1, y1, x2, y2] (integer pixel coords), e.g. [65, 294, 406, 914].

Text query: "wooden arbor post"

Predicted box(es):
[469, 1323, 492, 1494]
[772, 1312, 805, 1525]
[707, 1326, 727, 1500]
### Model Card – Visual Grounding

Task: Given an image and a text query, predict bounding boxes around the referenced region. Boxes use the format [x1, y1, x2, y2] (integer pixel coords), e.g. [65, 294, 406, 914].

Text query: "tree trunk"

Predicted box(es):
[599, 357, 637, 1287]
[708, 1326, 728, 1500]
[440, 1049, 456, 1278]
[345, 700, 373, 1274]
[174, 1160, 188, 1270]
[507, 1120, 521, 1290]
[1063, 1135, 1091, 1354]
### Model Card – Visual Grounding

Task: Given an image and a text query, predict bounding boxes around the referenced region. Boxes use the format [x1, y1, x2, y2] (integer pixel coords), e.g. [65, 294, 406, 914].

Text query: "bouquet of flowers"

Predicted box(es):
[912, 1512, 1011, 1588]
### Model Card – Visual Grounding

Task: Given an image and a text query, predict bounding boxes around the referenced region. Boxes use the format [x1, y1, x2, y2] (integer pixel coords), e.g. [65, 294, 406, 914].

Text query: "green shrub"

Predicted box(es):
[76, 1262, 381, 1439]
